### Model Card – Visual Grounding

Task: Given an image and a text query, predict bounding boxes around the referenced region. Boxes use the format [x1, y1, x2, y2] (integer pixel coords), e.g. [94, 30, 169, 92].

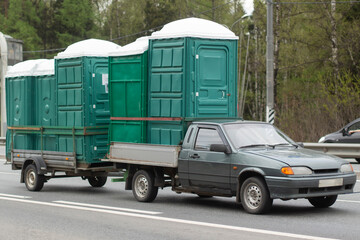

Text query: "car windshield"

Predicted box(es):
[223, 123, 296, 149]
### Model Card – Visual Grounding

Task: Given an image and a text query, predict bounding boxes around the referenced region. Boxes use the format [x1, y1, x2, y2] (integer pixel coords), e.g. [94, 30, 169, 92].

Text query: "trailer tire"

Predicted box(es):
[132, 170, 158, 202]
[24, 164, 45, 191]
[88, 176, 107, 187]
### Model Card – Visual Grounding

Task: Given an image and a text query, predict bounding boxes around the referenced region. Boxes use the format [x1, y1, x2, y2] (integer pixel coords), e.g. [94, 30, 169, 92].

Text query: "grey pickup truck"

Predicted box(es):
[107, 120, 357, 214]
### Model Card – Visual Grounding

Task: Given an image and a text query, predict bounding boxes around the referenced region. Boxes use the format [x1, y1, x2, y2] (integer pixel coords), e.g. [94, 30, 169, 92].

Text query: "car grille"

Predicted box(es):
[313, 169, 339, 174]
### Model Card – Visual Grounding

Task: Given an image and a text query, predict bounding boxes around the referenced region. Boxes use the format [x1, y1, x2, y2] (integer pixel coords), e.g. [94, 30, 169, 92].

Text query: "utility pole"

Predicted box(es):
[266, 0, 275, 124]
[0, 32, 8, 137]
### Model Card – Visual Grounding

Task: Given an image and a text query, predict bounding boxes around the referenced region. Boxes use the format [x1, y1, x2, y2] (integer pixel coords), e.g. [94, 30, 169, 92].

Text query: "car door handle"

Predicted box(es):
[190, 154, 200, 159]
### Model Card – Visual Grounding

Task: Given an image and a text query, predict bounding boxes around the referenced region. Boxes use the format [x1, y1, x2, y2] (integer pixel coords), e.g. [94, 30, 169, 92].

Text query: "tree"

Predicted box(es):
[55, 0, 99, 47]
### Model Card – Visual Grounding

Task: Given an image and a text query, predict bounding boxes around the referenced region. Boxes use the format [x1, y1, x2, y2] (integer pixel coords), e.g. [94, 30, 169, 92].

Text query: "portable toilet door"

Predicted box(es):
[33, 59, 57, 151]
[191, 39, 237, 118]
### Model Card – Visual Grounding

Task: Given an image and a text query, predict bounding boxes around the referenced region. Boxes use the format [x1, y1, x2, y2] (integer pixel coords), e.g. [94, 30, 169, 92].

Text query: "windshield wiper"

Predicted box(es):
[239, 144, 269, 149]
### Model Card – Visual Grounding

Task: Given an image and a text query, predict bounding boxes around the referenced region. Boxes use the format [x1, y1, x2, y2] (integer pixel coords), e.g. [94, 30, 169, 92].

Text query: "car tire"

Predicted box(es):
[355, 158, 360, 164]
[88, 176, 107, 187]
[132, 170, 158, 202]
[240, 177, 273, 214]
[308, 195, 337, 208]
[24, 164, 45, 191]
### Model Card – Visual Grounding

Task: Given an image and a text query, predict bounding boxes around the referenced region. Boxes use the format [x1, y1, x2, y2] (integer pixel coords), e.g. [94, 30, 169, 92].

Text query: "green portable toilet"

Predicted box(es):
[5, 59, 45, 152]
[148, 17, 238, 145]
[55, 39, 121, 165]
[108, 36, 148, 143]
[33, 59, 57, 151]
[6, 59, 45, 126]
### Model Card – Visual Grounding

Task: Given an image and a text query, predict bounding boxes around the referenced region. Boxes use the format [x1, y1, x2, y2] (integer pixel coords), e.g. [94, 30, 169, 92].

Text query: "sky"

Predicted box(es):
[242, 0, 254, 14]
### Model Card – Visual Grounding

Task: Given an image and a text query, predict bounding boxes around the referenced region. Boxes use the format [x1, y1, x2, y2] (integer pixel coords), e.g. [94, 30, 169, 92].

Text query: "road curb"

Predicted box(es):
[356, 171, 360, 180]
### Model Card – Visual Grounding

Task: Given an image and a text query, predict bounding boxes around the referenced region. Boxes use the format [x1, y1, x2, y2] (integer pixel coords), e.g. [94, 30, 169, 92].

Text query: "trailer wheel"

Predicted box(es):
[240, 177, 273, 214]
[88, 176, 107, 187]
[24, 164, 45, 191]
[132, 170, 158, 202]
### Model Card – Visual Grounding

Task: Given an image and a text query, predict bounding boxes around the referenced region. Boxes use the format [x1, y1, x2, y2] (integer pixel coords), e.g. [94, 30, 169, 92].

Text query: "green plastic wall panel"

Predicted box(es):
[109, 52, 148, 143]
[110, 121, 146, 143]
[109, 52, 148, 117]
[148, 121, 186, 145]
[35, 75, 57, 126]
[57, 134, 108, 164]
[6, 76, 35, 126]
[56, 57, 84, 126]
[149, 39, 185, 118]
[6, 132, 35, 161]
[56, 57, 110, 127]
[35, 135, 58, 152]
[34, 74, 58, 152]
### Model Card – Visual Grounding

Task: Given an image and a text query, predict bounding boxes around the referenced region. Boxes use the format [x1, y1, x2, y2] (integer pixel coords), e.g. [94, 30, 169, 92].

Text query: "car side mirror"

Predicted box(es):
[342, 128, 350, 136]
[296, 142, 304, 148]
[210, 144, 231, 154]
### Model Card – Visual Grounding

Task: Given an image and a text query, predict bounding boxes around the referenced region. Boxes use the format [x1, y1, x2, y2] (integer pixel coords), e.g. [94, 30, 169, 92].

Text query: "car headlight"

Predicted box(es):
[340, 164, 354, 173]
[281, 167, 313, 175]
[318, 137, 325, 143]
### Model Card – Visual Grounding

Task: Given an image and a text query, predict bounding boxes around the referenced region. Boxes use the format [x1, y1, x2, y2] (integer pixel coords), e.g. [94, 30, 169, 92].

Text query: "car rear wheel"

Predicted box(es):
[240, 177, 273, 214]
[132, 170, 158, 202]
[355, 158, 360, 164]
[308, 195, 337, 208]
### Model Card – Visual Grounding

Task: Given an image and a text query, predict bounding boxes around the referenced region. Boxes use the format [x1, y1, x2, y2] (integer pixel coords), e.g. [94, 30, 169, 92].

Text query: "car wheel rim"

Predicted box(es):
[244, 183, 262, 209]
[135, 175, 148, 198]
[27, 171, 35, 187]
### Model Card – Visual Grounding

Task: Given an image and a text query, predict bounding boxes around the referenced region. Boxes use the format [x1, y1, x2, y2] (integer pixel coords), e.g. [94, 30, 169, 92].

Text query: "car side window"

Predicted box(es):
[194, 128, 223, 151]
[349, 121, 360, 132]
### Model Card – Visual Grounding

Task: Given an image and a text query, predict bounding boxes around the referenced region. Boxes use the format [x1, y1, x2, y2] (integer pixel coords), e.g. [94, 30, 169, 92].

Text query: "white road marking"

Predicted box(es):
[0, 196, 335, 240]
[0, 193, 31, 199]
[53, 200, 162, 215]
[0, 171, 18, 175]
[338, 199, 360, 204]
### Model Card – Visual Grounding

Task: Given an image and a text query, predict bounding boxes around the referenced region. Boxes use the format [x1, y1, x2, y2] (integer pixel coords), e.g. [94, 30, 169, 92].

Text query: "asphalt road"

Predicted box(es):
[1, 159, 360, 240]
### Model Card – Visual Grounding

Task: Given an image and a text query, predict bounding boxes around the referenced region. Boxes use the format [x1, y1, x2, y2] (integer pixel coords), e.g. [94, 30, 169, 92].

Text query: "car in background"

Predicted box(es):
[319, 118, 360, 163]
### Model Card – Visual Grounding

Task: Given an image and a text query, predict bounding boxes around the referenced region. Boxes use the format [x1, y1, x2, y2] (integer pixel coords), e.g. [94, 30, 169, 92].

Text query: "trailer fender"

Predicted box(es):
[20, 157, 47, 183]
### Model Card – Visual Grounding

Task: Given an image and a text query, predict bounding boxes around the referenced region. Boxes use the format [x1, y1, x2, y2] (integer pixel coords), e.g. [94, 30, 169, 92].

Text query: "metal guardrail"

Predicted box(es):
[303, 143, 360, 159]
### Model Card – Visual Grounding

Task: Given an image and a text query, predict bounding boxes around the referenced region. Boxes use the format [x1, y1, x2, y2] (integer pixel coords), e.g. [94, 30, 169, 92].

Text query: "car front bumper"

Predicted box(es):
[265, 173, 357, 199]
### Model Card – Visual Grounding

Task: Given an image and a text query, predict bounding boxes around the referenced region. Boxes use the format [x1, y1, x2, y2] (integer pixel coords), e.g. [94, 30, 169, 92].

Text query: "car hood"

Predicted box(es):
[245, 147, 345, 170]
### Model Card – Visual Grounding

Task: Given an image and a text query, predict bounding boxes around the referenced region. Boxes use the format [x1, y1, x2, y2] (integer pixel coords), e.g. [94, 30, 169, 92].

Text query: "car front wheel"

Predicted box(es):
[308, 195, 337, 208]
[240, 177, 273, 214]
